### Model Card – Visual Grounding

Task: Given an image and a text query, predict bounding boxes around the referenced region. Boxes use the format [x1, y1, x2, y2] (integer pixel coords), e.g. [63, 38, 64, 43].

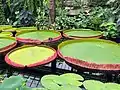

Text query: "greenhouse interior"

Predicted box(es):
[0, 0, 120, 90]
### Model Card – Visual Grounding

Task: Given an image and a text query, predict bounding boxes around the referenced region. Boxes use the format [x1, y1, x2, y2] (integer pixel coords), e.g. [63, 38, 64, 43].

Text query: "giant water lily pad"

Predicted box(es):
[2, 27, 18, 32]
[58, 39, 120, 71]
[83, 80, 104, 90]
[0, 25, 12, 30]
[5, 45, 57, 68]
[63, 29, 103, 39]
[16, 30, 61, 44]
[16, 27, 37, 32]
[0, 37, 17, 53]
[0, 32, 12, 37]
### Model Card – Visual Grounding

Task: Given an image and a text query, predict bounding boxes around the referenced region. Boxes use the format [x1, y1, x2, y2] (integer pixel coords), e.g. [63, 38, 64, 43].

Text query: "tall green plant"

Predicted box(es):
[0, 0, 8, 24]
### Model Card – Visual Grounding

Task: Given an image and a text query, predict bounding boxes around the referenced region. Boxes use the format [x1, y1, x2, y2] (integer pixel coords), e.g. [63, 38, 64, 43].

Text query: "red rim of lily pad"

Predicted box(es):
[5, 45, 57, 68]
[0, 37, 17, 53]
[63, 29, 103, 39]
[57, 39, 120, 71]
[16, 30, 62, 44]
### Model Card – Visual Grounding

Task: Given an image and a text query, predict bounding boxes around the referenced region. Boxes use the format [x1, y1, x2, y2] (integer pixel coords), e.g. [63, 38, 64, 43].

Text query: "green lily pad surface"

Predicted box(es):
[0, 32, 12, 37]
[17, 30, 61, 42]
[0, 25, 12, 30]
[59, 85, 82, 90]
[0, 76, 25, 89]
[60, 73, 84, 81]
[83, 80, 104, 90]
[0, 37, 16, 49]
[104, 83, 120, 90]
[8, 46, 56, 66]
[41, 75, 60, 90]
[58, 39, 120, 64]
[63, 29, 102, 38]
[16, 27, 37, 32]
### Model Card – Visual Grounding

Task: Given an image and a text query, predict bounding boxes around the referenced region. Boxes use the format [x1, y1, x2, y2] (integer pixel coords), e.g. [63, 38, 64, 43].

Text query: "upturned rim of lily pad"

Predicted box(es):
[0, 37, 17, 53]
[63, 29, 103, 39]
[5, 45, 57, 68]
[0, 32, 13, 37]
[16, 30, 62, 44]
[57, 39, 120, 71]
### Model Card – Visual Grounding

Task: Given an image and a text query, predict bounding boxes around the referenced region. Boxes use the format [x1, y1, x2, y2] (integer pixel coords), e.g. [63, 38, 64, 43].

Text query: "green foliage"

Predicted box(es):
[55, 8, 77, 30]
[100, 22, 119, 39]
[3, 0, 36, 27]
[24, 0, 43, 16]
[0, 0, 8, 25]
[35, 5, 49, 30]
[13, 10, 35, 27]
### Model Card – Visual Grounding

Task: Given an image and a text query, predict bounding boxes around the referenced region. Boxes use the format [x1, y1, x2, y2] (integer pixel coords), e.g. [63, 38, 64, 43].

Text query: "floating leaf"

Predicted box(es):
[32, 88, 47, 90]
[104, 83, 120, 90]
[59, 85, 82, 90]
[0, 76, 25, 89]
[41, 75, 60, 90]
[60, 73, 84, 81]
[20, 86, 33, 90]
[53, 76, 83, 86]
[83, 80, 104, 90]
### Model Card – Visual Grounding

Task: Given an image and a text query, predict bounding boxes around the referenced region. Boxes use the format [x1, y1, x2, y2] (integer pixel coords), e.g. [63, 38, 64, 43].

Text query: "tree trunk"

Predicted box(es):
[49, 0, 55, 24]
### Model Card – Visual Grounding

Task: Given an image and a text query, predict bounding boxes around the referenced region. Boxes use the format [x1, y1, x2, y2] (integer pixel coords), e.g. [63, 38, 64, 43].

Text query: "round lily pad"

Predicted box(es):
[63, 29, 103, 39]
[104, 83, 120, 90]
[0, 37, 17, 53]
[0, 32, 12, 37]
[2, 27, 18, 32]
[16, 27, 37, 32]
[60, 73, 84, 81]
[83, 80, 104, 90]
[0, 76, 25, 89]
[41, 75, 60, 90]
[58, 39, 120, 71]
[16, 30, 61, 44]
[0, 25, 12, 30]
[5, 45, 57, 68]
[59, 85, 82, 90]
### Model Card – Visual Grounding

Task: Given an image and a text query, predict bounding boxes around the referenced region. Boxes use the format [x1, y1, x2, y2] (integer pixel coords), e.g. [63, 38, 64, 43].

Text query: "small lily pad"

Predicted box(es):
[0, 76, 25, 89]
[60, 73, 84, 81]
[32, 88, 47, 90]
[59, 85, 82, 90]
[41, 75, 60, 90]
[20, 86, 32, 90]
[53, 77, 83, 86]
[83, 80, 104, 90]
[104, 83, 120, 90]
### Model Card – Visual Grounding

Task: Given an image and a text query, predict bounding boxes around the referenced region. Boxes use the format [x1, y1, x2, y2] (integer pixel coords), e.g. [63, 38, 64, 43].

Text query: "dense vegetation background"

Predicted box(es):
[0, 0, 120, 39]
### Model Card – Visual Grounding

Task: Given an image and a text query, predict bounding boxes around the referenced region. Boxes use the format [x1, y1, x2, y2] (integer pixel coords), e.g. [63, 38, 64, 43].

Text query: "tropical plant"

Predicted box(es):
[100, 22, 119, 39]
[36, 6, 49, 30]
[13, 9, 35, 27]
[0, 0, 8, 25]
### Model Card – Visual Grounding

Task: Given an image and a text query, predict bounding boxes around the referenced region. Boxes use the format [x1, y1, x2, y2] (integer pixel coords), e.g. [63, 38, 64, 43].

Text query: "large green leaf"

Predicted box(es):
[0, 76, 25, 89]
[59, 85, 82, 90]
[83, 80, 104, 90]
[104, 83, 120, 90]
